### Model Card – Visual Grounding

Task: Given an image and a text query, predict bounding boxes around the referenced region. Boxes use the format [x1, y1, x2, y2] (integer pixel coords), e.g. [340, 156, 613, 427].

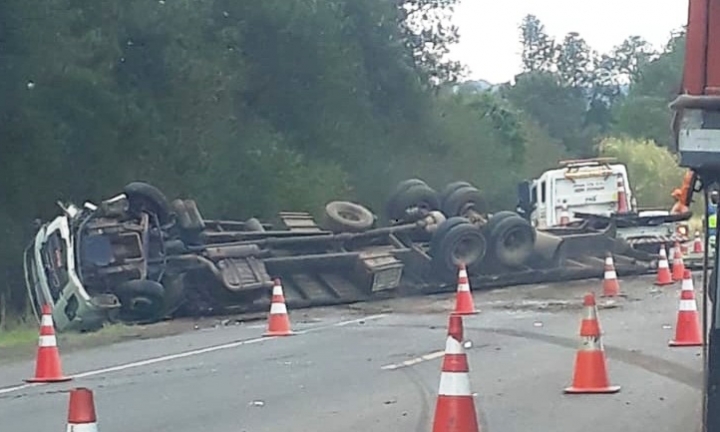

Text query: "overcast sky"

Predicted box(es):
[448, 0, 689, 84]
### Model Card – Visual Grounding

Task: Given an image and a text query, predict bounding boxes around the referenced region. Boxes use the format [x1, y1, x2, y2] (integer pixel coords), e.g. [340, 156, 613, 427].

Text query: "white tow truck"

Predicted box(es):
[516, 158, 691, 253]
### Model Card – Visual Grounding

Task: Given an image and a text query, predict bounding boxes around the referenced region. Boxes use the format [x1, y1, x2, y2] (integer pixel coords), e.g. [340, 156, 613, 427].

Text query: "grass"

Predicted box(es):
[0, 319, 194, 366]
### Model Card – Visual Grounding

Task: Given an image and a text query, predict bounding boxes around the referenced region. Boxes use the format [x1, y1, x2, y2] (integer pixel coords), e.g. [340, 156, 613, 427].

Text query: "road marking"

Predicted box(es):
[0, 314, 386, 396]
[381, 349, 445, 371]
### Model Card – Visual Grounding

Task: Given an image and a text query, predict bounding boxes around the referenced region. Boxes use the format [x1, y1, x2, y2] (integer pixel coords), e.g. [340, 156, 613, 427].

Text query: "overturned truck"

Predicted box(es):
[24, 179, 685, 332]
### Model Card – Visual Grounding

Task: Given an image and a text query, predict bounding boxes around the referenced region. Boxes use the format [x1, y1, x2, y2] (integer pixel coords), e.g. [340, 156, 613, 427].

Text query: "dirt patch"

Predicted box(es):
[486, 298, 622, 313]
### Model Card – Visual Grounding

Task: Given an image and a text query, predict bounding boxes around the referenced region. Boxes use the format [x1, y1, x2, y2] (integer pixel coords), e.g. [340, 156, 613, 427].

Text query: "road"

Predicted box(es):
[0, 274, 705, 431]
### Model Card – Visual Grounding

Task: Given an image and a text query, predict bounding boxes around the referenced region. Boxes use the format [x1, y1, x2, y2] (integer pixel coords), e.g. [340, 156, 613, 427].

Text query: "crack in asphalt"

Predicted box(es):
[474, 327, 703, 390]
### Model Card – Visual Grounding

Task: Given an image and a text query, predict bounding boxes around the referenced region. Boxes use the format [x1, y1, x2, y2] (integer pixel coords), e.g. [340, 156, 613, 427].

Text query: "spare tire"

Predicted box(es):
[385, 183, 440, 222]
[123, 182, 172, 225]
[442, 185, 487, 218]
[114, 279, 166, 323]
[324, 201, 375, 232]
[487, 215, 536, 267]
[439, 181, 473, 209]
[430, 218, 487, 281]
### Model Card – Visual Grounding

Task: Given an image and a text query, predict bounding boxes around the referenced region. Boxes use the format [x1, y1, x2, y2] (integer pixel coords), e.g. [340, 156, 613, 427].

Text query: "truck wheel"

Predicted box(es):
[389, 179, 428, 198]
[439, 181, 473, 209]
[324, 201, 375, 232]
[710, 270, 717, 304]
[114, 279, 166, 323]
[123, 182, 172, 225]
[430, 219, 487, 280]
[488, 216, 536, 267]
[385, 183, 440, 222]
[442, 185, 487, 218]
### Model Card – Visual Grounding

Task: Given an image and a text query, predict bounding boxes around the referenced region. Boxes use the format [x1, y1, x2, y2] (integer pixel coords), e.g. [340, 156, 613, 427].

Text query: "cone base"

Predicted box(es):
[25, 376, 72, 383]
[668, 339, 703, 347]
[654, 281, 674, 286]
[263, 330, 296, 337]
[564, 385, 620, 394]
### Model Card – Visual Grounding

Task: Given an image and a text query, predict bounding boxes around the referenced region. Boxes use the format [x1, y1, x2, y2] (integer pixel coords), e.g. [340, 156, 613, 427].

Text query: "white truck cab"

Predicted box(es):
[518, 158, 634, 229]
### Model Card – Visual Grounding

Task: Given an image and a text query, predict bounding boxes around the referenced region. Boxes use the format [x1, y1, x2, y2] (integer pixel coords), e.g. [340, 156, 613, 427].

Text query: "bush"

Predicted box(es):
[598, 137, 691, 210]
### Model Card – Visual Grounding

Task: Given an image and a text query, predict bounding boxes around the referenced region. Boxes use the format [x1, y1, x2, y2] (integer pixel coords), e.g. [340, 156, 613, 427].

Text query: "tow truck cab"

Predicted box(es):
[517, 158, 634, 228]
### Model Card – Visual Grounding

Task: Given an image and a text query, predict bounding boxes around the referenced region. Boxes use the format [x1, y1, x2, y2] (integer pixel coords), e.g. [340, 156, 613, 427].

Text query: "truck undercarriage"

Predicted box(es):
[24, 179, 693, 332]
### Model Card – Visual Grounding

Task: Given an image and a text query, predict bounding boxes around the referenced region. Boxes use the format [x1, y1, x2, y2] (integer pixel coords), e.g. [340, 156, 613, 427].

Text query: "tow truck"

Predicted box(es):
[517, 158, 691, 253]
[669, 0, 720, 428]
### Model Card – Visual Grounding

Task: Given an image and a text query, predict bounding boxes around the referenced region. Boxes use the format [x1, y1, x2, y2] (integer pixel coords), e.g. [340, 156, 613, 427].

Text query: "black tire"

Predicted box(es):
[710, 270, 717, 304]
[430, 216, 471, 246]
[439, 181, 473, 209]
[430, 219, 487, 281]
[114, 279, 166, 323]
[442, 185, 487, 218]
[487, 215, 536, 267]
[385, 183, 440, 222]
[390, 179, 428, 198]
[324, 201, 375, 232]
[123, 182, 172, 225]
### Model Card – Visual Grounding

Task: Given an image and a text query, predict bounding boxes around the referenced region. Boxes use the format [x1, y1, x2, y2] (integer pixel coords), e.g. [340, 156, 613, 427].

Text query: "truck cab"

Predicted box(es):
[517, 158, 634, 229]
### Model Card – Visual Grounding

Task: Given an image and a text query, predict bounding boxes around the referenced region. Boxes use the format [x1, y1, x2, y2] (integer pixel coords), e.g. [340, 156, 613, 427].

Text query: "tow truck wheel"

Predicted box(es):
[324, 201, 375, 232]
[123, 182, 172, 225]
[486, 214, 536, 267]
[430, 218, 487, 281]
[385, 183, 440, 223]
[442, 185, 487, 218]
[439, 181, 472, 209]
[115, 279, 166, 323]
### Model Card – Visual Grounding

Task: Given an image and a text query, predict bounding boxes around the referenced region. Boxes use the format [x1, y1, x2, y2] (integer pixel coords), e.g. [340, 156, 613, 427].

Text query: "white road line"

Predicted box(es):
[0, 313, 386, 396]
[381, 349, 445, 371]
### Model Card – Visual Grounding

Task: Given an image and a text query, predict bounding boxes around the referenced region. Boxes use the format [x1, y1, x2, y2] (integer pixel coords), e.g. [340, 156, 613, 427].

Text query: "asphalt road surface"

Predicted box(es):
[0, 274, 705, 431]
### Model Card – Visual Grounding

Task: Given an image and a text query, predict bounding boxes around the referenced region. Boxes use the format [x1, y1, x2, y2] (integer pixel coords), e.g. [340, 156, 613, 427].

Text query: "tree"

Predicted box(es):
[556, 32, 595, 88]
[519, 15, 557, 73]
[611, 31, 686, 147]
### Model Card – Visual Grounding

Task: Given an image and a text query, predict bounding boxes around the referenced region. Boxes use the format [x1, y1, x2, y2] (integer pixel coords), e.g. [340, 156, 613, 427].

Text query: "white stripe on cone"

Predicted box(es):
[38, 335, 58, 347]
[67, 423, 99, 432]
[679, 300, 698, 311]
[41, 315, 54, 327]
[604, 270, 617, 279]
[272, 285, 284, 296]
[269, 303, 287, 314]
[438, 372, 473, 396]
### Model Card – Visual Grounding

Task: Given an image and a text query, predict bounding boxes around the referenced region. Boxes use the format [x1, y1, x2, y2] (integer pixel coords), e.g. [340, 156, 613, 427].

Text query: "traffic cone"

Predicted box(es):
[452, 263, 478, 316]
[616, 175, 629, 213]
[431, 315, 480, 432]
[564, 293, 620, 394]
[693, 231, 704, 254]
[263, 279, 295, 337]
[67, 388, 99, 431]
[25, 304, 71, 383]
[559, 203, 570, 226]
[671, 243, 686, 282]
[655, 246, 674, 286]
[601, 253, 620, 297]
[669, 270, 703, 347]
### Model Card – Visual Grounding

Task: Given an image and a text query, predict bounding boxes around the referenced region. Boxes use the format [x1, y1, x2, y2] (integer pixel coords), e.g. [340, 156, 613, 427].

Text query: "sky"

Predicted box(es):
[448, 0, 689, 84]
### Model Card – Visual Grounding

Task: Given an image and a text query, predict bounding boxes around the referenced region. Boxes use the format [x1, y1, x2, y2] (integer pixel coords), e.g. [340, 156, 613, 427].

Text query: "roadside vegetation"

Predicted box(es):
[0, 1, 688, 326]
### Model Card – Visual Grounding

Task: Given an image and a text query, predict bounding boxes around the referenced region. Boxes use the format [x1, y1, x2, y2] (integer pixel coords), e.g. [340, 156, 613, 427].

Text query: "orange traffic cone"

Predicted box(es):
[431, 315, 480, 432]
[25, 304, 71, 383]
[655, 246, 673, 286]
[263, 279, 295, 337]
[67, 388, 99, 431]
[602, 253, 620, 297]
[693, 231, 704, 254]
[564, 293, 620, 394]
[671, 243, 686, 282]
[559, 203, 571, 226]
[669, 270, 703, 347]
[452, 264, 478, 316]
